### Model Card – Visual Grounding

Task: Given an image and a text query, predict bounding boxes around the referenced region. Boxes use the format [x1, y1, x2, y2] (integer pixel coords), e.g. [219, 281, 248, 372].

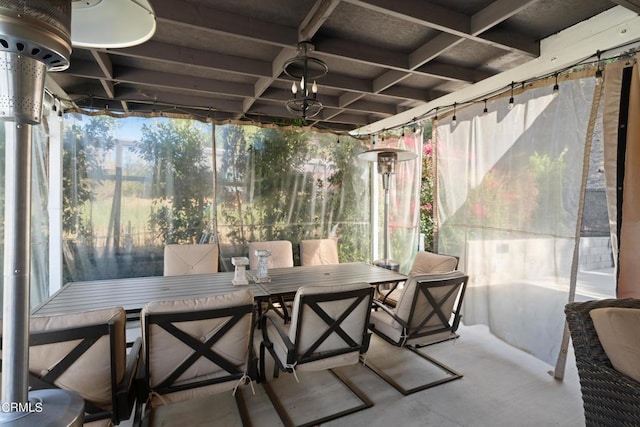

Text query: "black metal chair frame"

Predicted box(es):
[368, 274, 468, 395]
[264, 294, 294, 324]
[137, 303, 256, 427]
[379, 254, 459, 306]
[259, 286, 375, 427]
[1, 319, 141, 425]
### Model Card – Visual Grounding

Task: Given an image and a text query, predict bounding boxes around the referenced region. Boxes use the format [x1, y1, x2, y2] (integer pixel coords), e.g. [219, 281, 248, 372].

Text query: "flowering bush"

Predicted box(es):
[420, 139, 435, 250]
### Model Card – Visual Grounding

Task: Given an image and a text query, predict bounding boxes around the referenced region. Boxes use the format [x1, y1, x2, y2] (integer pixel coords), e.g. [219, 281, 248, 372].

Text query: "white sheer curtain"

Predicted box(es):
[436, 75, 595, 365]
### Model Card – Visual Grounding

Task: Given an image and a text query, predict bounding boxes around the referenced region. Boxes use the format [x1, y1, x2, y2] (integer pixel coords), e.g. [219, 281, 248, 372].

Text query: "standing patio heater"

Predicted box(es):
[0, 1, 84, 425]
[0, 1, 155, 425]
[358, 148, 417, 271]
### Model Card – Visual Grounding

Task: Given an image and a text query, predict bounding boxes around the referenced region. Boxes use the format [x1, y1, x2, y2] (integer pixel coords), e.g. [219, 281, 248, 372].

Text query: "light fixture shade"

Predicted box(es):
[71, 0, 156, 48]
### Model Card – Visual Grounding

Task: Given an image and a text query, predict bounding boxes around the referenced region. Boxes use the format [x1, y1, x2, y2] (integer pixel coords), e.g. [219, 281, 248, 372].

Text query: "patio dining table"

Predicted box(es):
[32, 262, 406, 320]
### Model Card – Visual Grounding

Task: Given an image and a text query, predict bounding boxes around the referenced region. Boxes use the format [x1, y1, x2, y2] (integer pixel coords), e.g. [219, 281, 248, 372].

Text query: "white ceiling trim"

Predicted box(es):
[353, 6, 640, 136]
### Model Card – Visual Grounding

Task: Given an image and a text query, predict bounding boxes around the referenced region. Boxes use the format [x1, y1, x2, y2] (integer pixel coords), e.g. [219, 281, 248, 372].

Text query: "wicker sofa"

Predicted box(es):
[564, 298, 640, 426]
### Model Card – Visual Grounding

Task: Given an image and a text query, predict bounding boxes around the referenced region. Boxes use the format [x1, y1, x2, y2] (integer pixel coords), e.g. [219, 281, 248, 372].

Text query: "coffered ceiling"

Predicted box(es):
[51, 0, 640, 132]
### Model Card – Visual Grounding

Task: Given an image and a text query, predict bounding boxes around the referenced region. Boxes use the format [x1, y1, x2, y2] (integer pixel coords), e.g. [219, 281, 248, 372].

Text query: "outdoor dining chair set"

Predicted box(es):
[2, 250, 468, 427]
[163, 238, 341, 278]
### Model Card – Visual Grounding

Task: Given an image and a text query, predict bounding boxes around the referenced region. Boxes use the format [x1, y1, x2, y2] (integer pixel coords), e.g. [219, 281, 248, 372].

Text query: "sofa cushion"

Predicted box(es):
[590, 307, 640, 383]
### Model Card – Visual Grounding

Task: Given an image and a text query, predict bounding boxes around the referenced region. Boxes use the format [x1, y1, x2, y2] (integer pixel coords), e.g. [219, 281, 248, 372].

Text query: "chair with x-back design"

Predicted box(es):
[259, 282, 375, 427]
[136, 290, 255, 426]
[378, 251, 459, 307]
[368, 271, 468, 395]
[0, 307, 141, 426]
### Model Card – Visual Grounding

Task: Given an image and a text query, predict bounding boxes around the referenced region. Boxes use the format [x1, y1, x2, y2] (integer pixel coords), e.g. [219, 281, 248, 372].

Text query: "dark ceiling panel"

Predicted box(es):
[52, 0, 623, 132]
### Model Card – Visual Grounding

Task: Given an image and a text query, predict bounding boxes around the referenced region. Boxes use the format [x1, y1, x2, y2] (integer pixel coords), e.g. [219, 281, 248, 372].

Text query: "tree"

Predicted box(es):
[216, 124, 370, 262]
[133, 119, 213, 243]
[62, 115, 115, 238]
[217, 124, 251, 245]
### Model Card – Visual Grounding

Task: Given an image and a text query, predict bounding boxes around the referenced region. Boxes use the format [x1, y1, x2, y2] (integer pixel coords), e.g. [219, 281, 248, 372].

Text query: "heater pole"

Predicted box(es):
[382, 174, 391, 263]
[1, 123, 32, 404]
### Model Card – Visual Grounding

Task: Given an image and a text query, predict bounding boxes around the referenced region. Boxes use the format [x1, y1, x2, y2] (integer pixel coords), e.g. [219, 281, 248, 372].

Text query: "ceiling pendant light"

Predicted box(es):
[451, 102, 457, 125]
[71, 0, 156, 48]
[284, 41, 328, 120]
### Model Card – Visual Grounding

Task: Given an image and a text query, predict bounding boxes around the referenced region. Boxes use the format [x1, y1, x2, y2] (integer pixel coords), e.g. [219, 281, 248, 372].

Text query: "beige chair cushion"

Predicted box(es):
[28, 307, 126, 409]
[163, 244, 219, 276]
[84, 420, 111, 427]
[266, 283, 371, 371]
[590, 307, 640, 383]
[409, 251, 458, 275]
[248, 240, 294, 270]
[371, 272, 464, 346]
[141, 290, 253, 405]
[369, 309, 455, 346]
[378, 252, 458, 307]
[379, 287, 403, 307]
[300, 239, 339, 266]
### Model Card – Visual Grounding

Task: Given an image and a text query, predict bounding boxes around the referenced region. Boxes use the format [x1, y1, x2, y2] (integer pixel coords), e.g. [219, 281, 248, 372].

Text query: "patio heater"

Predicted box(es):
[0, 1, 85, 425]
[358, 148, 417, 271]
[0, 1, 155, 424]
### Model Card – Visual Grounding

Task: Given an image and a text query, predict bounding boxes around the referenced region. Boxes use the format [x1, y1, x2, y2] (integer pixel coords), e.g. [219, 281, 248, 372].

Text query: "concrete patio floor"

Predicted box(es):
[130, 267, 616, 426]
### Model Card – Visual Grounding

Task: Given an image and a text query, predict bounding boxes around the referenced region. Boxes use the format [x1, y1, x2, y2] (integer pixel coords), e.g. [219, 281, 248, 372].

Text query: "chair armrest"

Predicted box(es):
[115, 337, 142, 423]
[261, 313, 296, 365]
[124, 337, 143, 385]
[246, 312, 260, 381]
[372, 299, 409, 329]
[131, 346, 148, 427]
[378, 281, 403, 305]
[372, 299, 395, 315]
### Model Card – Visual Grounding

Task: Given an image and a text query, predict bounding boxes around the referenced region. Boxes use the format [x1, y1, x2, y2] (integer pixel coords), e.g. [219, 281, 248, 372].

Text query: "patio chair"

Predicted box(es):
[368, 271, 468, 395]
[259, 283, 375, 427]
[163, 243, 219, 276]
[299, 238, 339, 266]
[378, 251, 459, 307]
[249, 240, 294, 321]
[248, 240, 294, 270]
[0, 307, 141, 426]
[136, 289, 255, 427]
[564, 298, 640, 426]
